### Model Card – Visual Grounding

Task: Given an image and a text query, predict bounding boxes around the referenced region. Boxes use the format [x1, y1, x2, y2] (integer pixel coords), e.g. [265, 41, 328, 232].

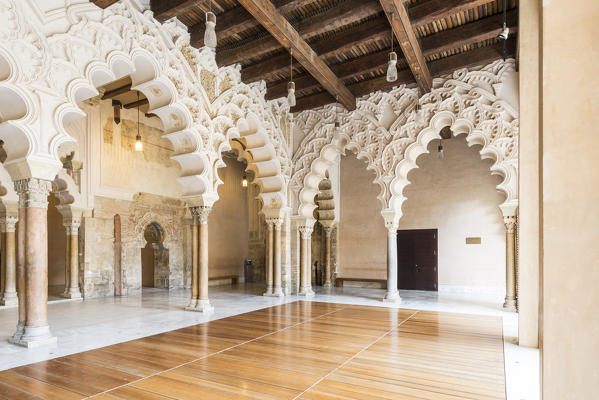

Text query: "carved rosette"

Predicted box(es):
[14, 178, 53, 209]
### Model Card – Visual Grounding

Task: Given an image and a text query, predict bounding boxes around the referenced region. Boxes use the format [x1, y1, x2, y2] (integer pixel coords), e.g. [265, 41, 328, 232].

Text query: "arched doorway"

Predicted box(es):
[141, 222, 168, 289]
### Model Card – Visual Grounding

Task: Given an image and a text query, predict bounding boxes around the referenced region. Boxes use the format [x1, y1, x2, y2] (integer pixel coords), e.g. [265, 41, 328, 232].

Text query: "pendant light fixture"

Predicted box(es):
[204, 0, 217, 49]
[497, 0, 509, 60]
[241, 172, 248, 187]
[334, 95, 340, 130]
[437, 139, 444, 160]
[135, 92, 143, 152]
[438, 126, 452, 160]
[386, 16, 397, 83]
[287, 48, 296, 107]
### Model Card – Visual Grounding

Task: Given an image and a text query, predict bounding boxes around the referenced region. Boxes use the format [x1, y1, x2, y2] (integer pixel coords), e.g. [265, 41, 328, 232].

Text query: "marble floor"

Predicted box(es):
[0, 284, 539, 399]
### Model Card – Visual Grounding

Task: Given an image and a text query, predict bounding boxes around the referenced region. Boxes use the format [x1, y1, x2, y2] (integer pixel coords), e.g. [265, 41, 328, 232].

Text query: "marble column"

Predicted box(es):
[186, 209, 199, 310]
[187, 206, 213, 312]
[11, 207, 26, 341]
[263, 221, 274, 296]
[322, 225, 333, 288]
[0, 215, 18, 306]
[503, 215, 517, 311]
[384, 224, 401, 303]
[271, 218, 284, 297]
[62, 217, 82, 299]
[298, 226, 315, 297]
[10, 178, 56, 348]
[62, 229, 71, 297]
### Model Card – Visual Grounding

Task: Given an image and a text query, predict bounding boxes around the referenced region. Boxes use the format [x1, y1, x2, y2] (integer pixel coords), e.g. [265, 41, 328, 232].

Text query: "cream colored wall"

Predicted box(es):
[209, 156, 249, 280]
[539, 0, 599, 397]
[400, 136, 505, 294]
[338, 154, 387, 279]
[99, 101, 182, 198]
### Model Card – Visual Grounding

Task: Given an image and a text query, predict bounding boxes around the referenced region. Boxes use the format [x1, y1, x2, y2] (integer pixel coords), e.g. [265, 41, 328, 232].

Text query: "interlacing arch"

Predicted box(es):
[291, 59, 518, 221]
[0, 0, 290, 211]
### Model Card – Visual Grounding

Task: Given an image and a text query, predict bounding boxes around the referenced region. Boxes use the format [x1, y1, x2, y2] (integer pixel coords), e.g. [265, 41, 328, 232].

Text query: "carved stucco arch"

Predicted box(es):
[131, 211, 179, 250]
[0, 0, 291, 212]
[291, 59, 518, 222]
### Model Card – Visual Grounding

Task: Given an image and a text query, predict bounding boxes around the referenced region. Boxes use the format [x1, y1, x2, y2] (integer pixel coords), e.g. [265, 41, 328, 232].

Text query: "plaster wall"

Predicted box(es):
[540, 0, 599, 397]
[517, 0, 540, 348]
[401, 136, 506, 294]
[98, 101, 182, 198]
[338, 154, 387, 279]
[209, 157, 249, 280]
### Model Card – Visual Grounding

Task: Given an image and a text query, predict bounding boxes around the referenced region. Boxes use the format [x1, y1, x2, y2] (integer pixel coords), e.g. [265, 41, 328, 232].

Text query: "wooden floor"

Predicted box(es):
[0, 302, 506, 399]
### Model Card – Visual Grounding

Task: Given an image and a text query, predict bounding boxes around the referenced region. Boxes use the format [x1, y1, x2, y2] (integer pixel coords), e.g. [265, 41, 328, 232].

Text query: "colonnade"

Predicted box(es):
[0, 178, 84, 347]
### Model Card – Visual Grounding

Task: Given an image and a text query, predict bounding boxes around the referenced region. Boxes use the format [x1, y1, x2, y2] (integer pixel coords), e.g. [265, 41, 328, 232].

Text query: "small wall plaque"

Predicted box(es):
[466, 237, 482, 244]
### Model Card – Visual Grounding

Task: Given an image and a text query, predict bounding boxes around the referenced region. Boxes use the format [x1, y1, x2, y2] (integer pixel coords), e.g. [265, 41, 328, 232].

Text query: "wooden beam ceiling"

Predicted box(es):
[291, 38, 516, 112]
[90, 0, 119, 8]
[153, 0, 224, 21]
[189, 0, 315, 47]
[379, 0, 432, 92]
[102, 83, 132, 100]
[266, 10, 517, 100]
[216, 0, 381, 66]
[236, 0, 356, 110]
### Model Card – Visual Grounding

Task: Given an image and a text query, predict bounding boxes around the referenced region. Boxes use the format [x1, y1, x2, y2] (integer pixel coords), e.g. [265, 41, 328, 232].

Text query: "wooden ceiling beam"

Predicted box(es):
[241, 0, 498, 83]
[90, 0, 120, 8]
[266, 10, 516, 100]
[190, 0, 315, 48]
[291, 39, 516, 112]
[101, 83, 132, 100]
[242, 17, 390, 83]
[124, 98, 149, 109]
[153, 0, 224, 22]
[217, 0, 381, 66]
[266, 50, 389, 100]
[379, 0, 432, 92]
[236, 0, 356, 110]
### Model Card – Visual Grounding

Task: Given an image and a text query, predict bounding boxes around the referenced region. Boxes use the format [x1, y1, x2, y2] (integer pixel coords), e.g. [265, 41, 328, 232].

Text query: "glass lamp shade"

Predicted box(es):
[135, 134, 143, 152]
[204, 12, 217, 48]
[242, 176, 248, 187]
[386, 51, 398, 82]
[287, 81, 296, 107]
[437, 142, 444, 160]
[415, 105, 425, 125]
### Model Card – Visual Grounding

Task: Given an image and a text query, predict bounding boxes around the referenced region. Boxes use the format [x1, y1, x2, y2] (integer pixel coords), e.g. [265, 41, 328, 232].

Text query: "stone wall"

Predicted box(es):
[82, 193, 187, 298]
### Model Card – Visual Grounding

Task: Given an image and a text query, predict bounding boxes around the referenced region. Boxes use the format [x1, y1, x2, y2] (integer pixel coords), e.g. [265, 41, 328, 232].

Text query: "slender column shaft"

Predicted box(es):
[323, 227, 333, 287]
[272, 221, 283, 296]
[69, 232, 79, 293]
[1, 231, 5, 297]
[384, 226, 401, 302]
[199, 221, 209, 301]
[503, 215, 517, 311]
[63, 232, 71, 295]
[16, 209, 26, 331]
[191, 223, 199, 301]
[298, 226, 314, 297]
[264, 222, 274, 295]
[1, 217, 18, 306]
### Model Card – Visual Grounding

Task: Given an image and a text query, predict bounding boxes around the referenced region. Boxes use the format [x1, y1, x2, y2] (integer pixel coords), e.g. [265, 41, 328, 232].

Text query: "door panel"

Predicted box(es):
[397, 229, 438, 291]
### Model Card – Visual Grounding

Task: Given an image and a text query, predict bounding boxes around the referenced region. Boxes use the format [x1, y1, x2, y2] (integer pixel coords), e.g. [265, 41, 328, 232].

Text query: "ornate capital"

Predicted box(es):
[323, 225, 334, 237]
[0, 215, 18, 233]
[63, 218, 82, 235]
[504, 215, 517, 233]
[14, 178, 52, 209]
[266, 217, 284, 230]
[298, 225, 313, 239]
[198, 205, 212, 224]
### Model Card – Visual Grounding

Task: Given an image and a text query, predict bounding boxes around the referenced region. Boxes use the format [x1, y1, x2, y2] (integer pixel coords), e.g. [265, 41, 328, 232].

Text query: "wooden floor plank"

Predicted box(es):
[0, 302, 506, 400]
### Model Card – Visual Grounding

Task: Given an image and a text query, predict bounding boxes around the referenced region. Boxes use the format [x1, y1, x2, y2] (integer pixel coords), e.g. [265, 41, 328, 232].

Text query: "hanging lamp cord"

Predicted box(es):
[137, 92, 140, 134]
[502, 0, 507, 60]
[290, 48, 293, 82]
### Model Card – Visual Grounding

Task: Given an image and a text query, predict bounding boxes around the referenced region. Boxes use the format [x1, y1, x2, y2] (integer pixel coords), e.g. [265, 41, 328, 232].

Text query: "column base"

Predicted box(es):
[265, 287, 284, 297]
[323, 281, 333, 288]
[298, 286, 315, 297]
[9, 325, 57, 348]
[8, 324, 24, 343]
[185, 299, 214, 313]
[383, 290, 401, 303]
[503, 298, 517, 312]
[0, 292, 18, 306]
[61, 288, 82, 299]
[263, 286, 273, 296]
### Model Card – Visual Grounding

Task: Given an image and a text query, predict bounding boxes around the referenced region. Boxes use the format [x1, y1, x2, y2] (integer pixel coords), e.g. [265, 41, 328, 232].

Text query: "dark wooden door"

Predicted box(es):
[397, 229, 438, 291]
